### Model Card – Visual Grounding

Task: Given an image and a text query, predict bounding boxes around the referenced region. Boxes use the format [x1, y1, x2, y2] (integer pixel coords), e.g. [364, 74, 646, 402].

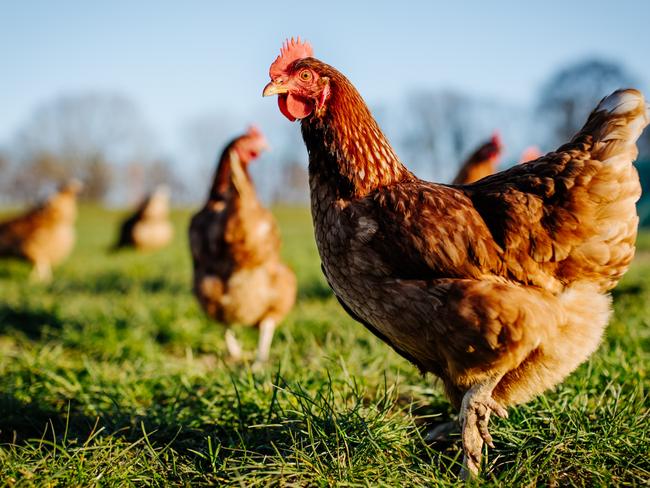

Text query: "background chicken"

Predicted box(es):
[519, 145, 542, 163]
[452, 133, 502, 184]
[189, 126, 296, 365]
[112, 185, 174, 252]
[0, 180, 82, 281]
[263, 38, 648, 477]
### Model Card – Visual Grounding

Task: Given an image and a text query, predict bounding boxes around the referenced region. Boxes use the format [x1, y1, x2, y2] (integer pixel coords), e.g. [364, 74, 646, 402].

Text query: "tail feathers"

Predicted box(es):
[588, 89, 649, 165]
[565, 90, 647, 292]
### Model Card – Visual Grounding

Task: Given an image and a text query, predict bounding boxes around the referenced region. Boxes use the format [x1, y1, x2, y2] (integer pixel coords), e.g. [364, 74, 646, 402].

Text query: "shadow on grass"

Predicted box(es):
[0, 304, 65, 339]
[51, 271, 187, 295]
[298, 279, 333, 300]
[0, 394, 99, 444]
[611, 283, 645, 299]
[0, 259, 30, 280]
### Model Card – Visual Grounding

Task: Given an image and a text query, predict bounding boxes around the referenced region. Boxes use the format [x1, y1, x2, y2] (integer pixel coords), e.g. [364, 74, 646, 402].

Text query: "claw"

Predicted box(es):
[477, 418, 494, 448]
[459, 378, 508, 477]
[487, 398, 508, 418]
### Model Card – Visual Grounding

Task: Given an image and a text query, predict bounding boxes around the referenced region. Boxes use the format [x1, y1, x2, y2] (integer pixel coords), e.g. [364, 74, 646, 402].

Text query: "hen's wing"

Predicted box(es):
[360, 89, 647, 293]
[114, 194, 159, 250]
[469, 89, 646, 291]
[0, 206, 46, 257]
[189, 201, 229, 274]
[113, 213, 139, 249]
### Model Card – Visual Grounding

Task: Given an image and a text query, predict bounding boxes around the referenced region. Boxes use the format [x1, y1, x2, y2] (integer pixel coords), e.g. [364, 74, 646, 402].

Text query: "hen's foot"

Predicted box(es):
[255, 318, 276, 364]
[459, 382, 508, 479]
[224, 329, 243, 362]
[250, 360, 266, 373]
[31, 261, 52, 282]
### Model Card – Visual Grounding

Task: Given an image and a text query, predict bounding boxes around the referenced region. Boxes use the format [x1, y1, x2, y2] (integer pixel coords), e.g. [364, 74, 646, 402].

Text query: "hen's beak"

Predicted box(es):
[263, 81, 288, 97]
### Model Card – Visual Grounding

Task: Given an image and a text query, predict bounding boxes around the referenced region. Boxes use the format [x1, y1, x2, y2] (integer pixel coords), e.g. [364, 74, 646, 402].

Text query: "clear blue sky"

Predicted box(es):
[2, 0, 649, 159]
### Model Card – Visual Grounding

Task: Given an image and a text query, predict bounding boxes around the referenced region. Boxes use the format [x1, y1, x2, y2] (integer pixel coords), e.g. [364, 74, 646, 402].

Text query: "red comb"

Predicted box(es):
[490, 131, 502, 148]
[246, 125, 262, 138]
[519, 146, 542, 163]
[269, 37, 314, 78]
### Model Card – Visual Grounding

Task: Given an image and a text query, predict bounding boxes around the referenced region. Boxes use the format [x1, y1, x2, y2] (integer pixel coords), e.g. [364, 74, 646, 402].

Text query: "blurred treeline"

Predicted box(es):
[1, 57, 650, 221]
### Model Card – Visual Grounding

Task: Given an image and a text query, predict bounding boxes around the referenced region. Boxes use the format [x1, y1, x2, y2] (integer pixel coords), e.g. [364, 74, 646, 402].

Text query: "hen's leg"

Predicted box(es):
[253, 318, 276, 368]
[32, 260, 52, 282]
[224, 329, 243, 361]
[460, 375, 508, 479]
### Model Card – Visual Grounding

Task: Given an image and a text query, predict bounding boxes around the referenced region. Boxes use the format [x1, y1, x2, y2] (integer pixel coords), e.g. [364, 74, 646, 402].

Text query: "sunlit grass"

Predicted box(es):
[0, 206, 648, 486]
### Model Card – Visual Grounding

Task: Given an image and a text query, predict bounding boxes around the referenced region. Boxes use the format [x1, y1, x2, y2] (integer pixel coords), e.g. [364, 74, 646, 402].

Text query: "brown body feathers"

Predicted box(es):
[264, 39, 647, 476]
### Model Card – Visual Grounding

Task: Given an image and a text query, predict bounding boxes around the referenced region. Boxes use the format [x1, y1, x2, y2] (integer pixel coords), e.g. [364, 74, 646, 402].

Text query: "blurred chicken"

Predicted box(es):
[112, 185, 174, 251]
[452, 133, 502, 184]
[519, 145, 542, 164]
[263, 38, 648, 477]
[189, 127, 296, 365]
[0, 180, 82, 281]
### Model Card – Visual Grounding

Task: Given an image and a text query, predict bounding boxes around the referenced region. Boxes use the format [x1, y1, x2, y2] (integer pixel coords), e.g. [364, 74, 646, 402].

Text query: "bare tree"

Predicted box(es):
[400, 89, 526, 182]
[0, 150, 8, 185]
[122, 159, 185, 205]
[181, 110, 251, 204]
[83, 155, 113, 202]
[10, 92, 155, 201]
[184, 113, 237, 166]
[148, 159, 186, 198]
[271, 160, 309, 204]
[8, 152, 69, 201]
[403, 90, 474, 179]
[536, 59, 638, 146]
[0, 149, 16, 203]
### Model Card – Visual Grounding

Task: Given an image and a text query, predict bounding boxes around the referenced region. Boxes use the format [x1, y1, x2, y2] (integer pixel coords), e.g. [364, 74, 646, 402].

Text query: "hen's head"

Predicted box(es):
[232, 126, 269, 163]
[262, 37, 331, 121]
[58, 178, 84, 196]
[487, 132, 502, 157]
[475, 132, 503, 163]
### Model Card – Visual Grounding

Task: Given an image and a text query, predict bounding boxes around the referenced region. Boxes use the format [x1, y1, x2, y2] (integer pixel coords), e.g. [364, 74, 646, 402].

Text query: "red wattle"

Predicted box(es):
[278, 95, 296, 122]
[286, 93, 312, 119]
[277, 94, 313, 121]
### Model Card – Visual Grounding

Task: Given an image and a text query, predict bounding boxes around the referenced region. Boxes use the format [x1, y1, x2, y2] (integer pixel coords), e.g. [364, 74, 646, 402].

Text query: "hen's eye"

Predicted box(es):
[300, 70, 312, 81]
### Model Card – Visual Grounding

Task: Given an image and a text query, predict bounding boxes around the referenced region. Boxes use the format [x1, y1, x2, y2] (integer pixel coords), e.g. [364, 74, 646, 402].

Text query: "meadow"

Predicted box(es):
[0, 206, 648, 487]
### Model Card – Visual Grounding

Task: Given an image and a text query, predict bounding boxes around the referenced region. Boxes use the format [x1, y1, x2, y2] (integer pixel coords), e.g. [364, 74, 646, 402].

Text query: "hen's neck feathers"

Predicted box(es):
[300, 61, 413, 198]
[209, 144, 250, 201]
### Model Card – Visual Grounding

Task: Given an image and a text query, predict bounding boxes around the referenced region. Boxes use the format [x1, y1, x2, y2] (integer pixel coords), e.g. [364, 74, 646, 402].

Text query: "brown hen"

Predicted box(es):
[452, 133, 502, 184]
[0, 180, 82, 281]
[189, 127, 296, 365]
[263, 38, 648, 477]
[113, 185, 174, 251]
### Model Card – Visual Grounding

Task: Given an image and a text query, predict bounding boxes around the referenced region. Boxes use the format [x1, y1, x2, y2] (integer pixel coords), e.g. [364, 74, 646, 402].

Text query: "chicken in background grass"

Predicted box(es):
[189, 126, 296, 367]
[452, 133, 503, 184]
[263, 38, 648, 478]
[112, 185, 174, 252]
[0, 180, 82, 281]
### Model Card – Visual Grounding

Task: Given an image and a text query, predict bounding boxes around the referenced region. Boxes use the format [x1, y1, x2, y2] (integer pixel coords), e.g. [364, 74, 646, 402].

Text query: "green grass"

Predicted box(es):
[0, 206, 648, 487]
